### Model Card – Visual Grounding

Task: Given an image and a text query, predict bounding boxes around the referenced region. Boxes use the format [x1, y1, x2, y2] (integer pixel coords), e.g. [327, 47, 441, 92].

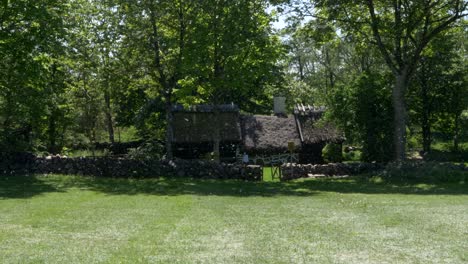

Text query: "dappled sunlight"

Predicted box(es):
[1, 174, 466, 200]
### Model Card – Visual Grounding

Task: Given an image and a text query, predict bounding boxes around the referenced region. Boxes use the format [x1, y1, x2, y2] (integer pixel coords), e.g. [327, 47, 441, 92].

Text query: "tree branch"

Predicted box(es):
[366, 0, 399, 73]
[148, 3, 168, 91]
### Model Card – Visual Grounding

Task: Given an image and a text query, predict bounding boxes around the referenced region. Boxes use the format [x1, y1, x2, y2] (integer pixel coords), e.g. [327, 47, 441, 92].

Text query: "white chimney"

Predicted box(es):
[273, 97, 286, 115]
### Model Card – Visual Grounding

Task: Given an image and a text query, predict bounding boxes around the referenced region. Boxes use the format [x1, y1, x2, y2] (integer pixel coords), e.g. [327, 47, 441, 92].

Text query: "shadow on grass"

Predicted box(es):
[0, 174, 63, 199]
[1, 174, 467, 199]
[424, 149, 468, 162]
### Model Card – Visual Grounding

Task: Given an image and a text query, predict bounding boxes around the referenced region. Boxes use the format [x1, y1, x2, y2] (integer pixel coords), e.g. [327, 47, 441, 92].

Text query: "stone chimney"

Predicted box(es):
[273, 97, 286, 115]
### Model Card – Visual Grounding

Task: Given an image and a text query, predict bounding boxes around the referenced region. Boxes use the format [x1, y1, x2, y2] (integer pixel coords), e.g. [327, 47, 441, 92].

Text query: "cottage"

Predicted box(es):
[170, 100, 344, 163]
[241, 114, 301, 154]
[293, 104, 344, 163]
[171, 104, 241, 160]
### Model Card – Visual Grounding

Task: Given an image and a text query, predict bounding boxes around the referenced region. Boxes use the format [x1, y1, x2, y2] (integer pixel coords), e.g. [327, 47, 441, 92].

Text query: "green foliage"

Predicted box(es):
[1, 0, 286, 155]
[355, 73, 395, 162]
[115, 126, 140, 143]
[311, 0, 467, 161]
[407, 25, 468, 152]
[0, 0, 466, 162]
[0, 0, 70, 153]
[278, 20, 352, 108]
[422, 139, 468, 162]
[330, 72, 394, 162]
[127, 141, 164, 160]
[379, 162, 467, 184]
[322, 143, 343, 163]
[343, 149, 362, 162]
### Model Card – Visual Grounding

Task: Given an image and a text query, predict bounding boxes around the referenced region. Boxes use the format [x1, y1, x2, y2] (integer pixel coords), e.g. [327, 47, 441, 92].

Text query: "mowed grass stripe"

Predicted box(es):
[0, 174, 467, 263]
[1, 185, 195, 263]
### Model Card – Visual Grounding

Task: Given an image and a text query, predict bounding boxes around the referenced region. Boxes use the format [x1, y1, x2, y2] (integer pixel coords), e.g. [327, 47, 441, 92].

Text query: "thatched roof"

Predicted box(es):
[293, 104, 344, 144]
[299, 119, 345, 144]
[172, 104, 239, 113]
[241, 115, 301, 153]
[172, 111, 241, 143]
[170, 104, 343, 149]
[294, 104, 326, 120]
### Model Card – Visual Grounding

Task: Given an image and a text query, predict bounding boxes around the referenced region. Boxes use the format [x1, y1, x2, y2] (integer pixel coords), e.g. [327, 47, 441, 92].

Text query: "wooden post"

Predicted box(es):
[287, 141, 295, 180]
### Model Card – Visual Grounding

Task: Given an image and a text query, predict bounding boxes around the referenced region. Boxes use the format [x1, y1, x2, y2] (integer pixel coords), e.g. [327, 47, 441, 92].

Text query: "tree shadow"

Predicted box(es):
[65, 177, 316, 197]
[1, 174, 466, 200]
[98, 177, 468, 196]
[424, 149, 468, 162]
[0, 174, 63, 199]
[287, 177, 468, 195]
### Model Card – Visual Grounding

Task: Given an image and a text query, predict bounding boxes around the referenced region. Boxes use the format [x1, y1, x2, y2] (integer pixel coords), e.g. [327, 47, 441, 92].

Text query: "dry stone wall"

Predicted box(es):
[1, 155, 262, 181]
[10, 153, 463, 182]
[280, 162, 383, 181]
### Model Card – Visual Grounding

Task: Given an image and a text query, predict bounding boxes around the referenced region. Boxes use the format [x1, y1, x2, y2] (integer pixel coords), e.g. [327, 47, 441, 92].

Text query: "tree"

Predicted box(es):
[139, 0, 189, 159]
[282, 21, 343, 106]
[65, 0, 124, 145]
[408, 25, 467, 153]
[0, 0, 69, 153]
[352, 72, 395, 162]
[314, 0, 467, 162]
[185, 0, 283, 160]
[118, 0, 283, 160]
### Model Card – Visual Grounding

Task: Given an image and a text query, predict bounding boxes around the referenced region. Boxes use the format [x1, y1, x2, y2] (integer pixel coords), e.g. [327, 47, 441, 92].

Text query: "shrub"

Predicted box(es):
[343, 148, 362, 162]
[329, 72, 395, 162]
[127, 141, 164, 160]
[323, 143, 343, 163]
[380, 162, 467, 183]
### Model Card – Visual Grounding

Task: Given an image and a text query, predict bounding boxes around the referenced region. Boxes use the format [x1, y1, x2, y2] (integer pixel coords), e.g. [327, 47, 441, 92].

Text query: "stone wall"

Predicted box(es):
[5, 154, 463, 182]
[281, 162, 383, 181]
[1, 155, 262, 181]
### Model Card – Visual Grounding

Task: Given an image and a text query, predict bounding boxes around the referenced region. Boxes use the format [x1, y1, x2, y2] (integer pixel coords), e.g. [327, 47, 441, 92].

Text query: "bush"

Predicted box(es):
[329, 72, 395, 162]
[423, 150, 468, 162]
[343, 147, 362, 162]
[379, 162, 467, 183]
[323, 143, 343, 163]
[127, 141, 164, 160]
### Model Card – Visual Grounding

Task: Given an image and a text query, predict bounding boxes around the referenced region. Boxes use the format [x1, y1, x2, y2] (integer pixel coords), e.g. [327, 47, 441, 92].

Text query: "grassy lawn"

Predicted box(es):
[0, 174, 467, 263]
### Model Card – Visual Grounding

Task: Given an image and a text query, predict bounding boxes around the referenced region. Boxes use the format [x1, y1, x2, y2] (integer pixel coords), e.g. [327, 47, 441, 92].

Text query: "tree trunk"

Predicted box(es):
[393, 72, 408, 163]
[91, 128, 96, 157]
[453, 114, 459, 152]
[298, 57, 305, 81]
[212, 107, 221, 162]
[165, 97, 174, 160]
[3, 89, 12, 137]
[213, 137, 220, 162]
[420, 70, 431, 153]
[212, 11, 223, 163]
[104, 88, 115, 144]
[48, 110, 57, 154]
[421, 118, 431, 153]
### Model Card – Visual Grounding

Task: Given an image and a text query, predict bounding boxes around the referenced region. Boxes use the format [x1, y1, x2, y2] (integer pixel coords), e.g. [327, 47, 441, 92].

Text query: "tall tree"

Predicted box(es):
[117, 0, 192, 159]
[407, 25, 466, 153]
[118, 0, 283, 160]
[314, 0, 467, 162]
[187, 0, 283, 160]
[0, 0, 68, 152]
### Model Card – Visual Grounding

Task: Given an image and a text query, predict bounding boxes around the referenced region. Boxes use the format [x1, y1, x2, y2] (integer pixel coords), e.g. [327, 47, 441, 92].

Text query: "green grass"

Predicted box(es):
[64, 149, 110, 158]
[262, 167, 281, 182]
[432, 140, 468, 152]
[1, 174, 467, 263]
